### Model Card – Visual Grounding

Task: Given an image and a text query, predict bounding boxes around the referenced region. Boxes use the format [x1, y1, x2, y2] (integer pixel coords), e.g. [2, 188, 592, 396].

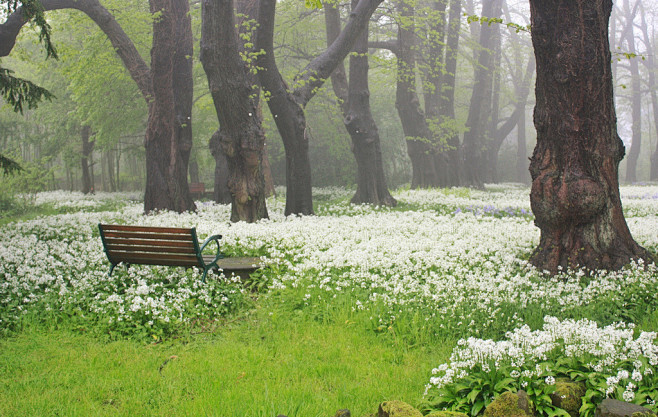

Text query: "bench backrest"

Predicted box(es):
[189, 183, 205, 194]
[99, 224, 203, 268]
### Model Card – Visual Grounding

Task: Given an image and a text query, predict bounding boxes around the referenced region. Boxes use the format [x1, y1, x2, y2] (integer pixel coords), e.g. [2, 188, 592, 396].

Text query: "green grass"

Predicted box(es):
[0, 306, 452, 417]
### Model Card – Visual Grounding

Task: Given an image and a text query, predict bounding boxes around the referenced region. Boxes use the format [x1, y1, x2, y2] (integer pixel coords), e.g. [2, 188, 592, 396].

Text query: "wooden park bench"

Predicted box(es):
[98, 224, 261, 282]
[189, 182, 206, 199]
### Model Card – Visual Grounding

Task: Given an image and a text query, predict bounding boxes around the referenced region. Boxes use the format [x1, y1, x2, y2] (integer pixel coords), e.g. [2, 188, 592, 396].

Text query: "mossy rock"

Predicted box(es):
[595, 399, 657, 417]
[484, 390, 534, 417]
[334, 410, 351, 417]
[378, 401, 423, 417]
[550, 378, 586, 417]
[425, 411, 469, 417]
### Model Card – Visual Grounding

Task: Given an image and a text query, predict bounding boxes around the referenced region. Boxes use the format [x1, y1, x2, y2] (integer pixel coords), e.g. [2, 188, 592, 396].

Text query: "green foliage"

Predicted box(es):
[0, 67, 54, 113]
[0, 158, 57, 221]
[0, 152, 22, 175]
[465, 14, 530, 33]
[0, 0, 57, 117]
[304, 0, 322, 10]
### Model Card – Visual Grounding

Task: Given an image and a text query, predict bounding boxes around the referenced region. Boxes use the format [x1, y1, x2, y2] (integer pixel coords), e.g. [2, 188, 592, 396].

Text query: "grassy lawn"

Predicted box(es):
[0, 308, 450, 416]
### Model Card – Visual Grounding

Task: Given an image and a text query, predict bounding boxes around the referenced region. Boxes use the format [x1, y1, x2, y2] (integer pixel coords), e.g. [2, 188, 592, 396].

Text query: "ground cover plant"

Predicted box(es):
[0, 184, 657, 416]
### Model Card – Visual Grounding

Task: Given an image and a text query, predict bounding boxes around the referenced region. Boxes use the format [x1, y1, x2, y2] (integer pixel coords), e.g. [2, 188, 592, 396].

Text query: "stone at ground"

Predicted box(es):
[425, 411, 469, 417]
[378, 400, 423, 417]
[550, 378, 587, 417]
[335, 410, 351, 417]
[484, 390, 533, 417]
[595, 399, 657, 417]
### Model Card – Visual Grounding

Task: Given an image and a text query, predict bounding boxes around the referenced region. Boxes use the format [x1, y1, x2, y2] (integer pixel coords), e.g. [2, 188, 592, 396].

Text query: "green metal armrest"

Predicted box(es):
[199, 234, 225, 282]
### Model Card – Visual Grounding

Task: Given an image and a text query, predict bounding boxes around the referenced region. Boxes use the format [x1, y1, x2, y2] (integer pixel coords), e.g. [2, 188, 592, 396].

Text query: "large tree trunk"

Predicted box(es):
[623, 0, 641, 184]
[325, 0, 396, 206]
[395, 0, 438, 189]
[209, 130, 232, 204]
[200, 0, 268, 222]
[528, 0, 653, 273]
[257, 0, 383, 215]
[80, 125, 94, 194]
[144, 0, 196, 214]
[256, 0, 314, 216]
[189, 155, 200, 184]
[421, 0, 450, 188]
[462, 0, 502, 189]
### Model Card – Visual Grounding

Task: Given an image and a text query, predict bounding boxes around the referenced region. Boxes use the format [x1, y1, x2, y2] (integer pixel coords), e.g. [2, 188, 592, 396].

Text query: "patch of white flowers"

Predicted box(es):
[426, 316, 657, 398]
[0, 185, 657, 338]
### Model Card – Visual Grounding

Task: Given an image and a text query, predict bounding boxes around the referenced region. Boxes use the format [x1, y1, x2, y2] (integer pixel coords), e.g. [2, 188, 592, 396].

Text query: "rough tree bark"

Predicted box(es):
[257, 0, 383, 215]
[324, 0, 396, 206]
[200, 0, 268, 222]
[528, 0, 653, 273]
[144, 0, 195, 213]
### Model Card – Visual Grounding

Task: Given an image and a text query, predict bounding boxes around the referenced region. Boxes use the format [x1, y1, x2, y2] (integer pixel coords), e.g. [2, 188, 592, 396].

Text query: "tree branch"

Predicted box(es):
[1, 0, 152, 100]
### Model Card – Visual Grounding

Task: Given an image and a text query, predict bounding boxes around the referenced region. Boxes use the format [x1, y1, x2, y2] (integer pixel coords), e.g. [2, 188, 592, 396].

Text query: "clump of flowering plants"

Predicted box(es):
[422, 317, 658, 417]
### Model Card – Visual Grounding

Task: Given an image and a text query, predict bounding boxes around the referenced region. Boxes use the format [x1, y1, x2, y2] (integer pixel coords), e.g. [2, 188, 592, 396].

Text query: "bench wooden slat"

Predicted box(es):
[107, 250, 199, 263]
[101, 225, 194, 234]
[189, 183, 205, 194]
[102, 231, 196, 241]
[103, 238, 195, 249]
[105, 244, 198, 255]
[109, 257, 201, 268]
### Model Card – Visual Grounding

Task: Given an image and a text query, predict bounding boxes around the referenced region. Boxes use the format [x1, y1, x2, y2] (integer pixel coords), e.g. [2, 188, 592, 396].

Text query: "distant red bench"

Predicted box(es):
[99, 224, 261, 282]
[189, 182, 205, 198]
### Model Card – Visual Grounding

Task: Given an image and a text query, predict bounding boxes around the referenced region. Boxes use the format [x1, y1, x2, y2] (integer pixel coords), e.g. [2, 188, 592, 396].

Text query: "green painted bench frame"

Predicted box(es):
[98, 224, 224, 282]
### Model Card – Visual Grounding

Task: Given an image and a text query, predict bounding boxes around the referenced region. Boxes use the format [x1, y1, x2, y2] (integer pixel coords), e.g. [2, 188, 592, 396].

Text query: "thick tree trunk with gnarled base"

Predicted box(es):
[528, 0, 653, 273]
[200, 0, 268, 222]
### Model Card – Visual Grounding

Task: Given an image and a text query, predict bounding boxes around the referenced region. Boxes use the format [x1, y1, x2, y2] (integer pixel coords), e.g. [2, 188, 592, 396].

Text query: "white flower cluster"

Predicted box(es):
[426, 316, 657, 396]
[1, 185, 657, 338]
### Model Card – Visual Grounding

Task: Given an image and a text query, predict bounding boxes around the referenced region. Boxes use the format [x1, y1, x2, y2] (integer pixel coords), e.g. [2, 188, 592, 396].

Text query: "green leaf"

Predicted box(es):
[494, 377, 515, 391]
[471, 400, 485, 416]
[466, 389, 481, 403]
